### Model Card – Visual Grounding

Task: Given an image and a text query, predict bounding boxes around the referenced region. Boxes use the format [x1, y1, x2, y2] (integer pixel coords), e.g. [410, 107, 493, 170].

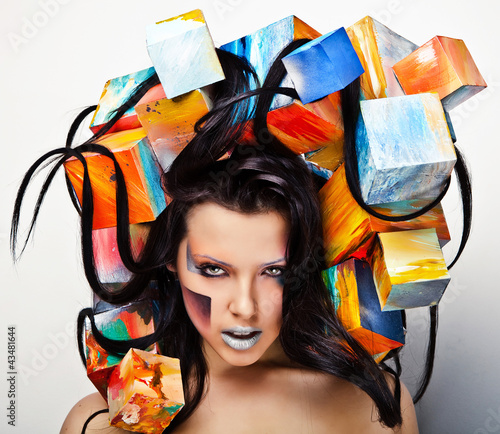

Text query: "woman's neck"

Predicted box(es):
[202, 337, 294, 379]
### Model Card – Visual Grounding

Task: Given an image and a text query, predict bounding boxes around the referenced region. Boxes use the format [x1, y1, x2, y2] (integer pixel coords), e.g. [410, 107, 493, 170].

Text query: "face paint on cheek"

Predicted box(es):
[182, 286, 211, 329]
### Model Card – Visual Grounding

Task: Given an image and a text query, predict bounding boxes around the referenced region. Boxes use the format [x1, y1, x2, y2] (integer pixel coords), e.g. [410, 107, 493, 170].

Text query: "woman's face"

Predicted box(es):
[171, 202, 288, 367]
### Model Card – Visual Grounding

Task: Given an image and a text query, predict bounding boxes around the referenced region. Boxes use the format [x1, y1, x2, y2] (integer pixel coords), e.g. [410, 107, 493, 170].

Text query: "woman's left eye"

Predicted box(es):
[264, 267, 284, 277]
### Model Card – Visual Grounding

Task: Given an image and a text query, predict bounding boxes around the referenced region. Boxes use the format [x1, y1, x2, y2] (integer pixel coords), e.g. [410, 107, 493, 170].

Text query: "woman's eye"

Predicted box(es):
[200, 265, 226, 276]
[264, 267, 284, 277]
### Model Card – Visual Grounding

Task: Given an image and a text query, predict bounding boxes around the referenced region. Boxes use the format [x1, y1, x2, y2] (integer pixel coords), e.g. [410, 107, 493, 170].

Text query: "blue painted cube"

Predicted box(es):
[322, 258, 404, 355]
[356, 93, 456, 205]
[146, 10, 225, 98]
[282, 27, 364, 104]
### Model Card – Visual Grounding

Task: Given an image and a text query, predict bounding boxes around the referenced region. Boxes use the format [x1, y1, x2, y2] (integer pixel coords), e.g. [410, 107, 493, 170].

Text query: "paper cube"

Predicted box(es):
[135, 90, 210, 171]
[90, 67, 166, 134]
[323, 259, 404, 355]
[146, 10, 224, 99]
[356, 93, 456, 205]
[108, 349, 184, 433]
[370, 228, 450, 311]
[282, 27, 364, 104]
[346, 16, 418, 100]
[319, 164, 450, 267]
[64, 128, 167, 229]
[220, 15, 321, 110]
[92, 223, 151, 284]
[393, 36, 487, 111]
[85, 301, 160, 399]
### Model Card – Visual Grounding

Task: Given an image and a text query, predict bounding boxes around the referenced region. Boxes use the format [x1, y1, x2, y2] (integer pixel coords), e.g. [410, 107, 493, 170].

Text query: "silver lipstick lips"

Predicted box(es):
[221, 326, 262, 350]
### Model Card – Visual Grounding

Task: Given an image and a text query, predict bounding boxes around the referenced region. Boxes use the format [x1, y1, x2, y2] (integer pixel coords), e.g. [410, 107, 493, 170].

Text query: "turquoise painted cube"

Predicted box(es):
[356, 93, 456, 205]
[282, 27, 364, 104]
[146, 10, 224, 99]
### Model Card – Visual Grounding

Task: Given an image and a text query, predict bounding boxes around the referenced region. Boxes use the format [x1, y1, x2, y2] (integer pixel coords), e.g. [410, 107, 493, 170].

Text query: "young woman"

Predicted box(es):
[60, 143, 418, 433]
[13, 44, 421, 433]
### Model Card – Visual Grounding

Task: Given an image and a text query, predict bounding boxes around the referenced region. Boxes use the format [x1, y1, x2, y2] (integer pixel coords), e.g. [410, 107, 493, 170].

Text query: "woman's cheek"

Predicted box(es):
[182, 285, 212, 333]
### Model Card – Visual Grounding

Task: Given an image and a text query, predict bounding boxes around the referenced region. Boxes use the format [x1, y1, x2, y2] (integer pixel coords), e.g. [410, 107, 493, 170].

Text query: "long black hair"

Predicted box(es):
[11, 39, 472, 430]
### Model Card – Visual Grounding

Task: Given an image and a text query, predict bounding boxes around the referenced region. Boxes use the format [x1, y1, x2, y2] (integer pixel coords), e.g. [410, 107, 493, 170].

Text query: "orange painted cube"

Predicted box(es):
[319, 164, 450, 267]
[64, 128, 167, 229]
[393, 36, 487, 110]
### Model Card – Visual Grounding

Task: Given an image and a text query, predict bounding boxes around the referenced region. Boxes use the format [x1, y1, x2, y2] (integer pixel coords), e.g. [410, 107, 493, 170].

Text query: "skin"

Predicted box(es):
[61, 203, 419, 433]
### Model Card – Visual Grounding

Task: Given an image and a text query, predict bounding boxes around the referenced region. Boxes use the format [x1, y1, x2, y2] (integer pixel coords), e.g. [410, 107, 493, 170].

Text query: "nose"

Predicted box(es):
[228, 277, 257, 319]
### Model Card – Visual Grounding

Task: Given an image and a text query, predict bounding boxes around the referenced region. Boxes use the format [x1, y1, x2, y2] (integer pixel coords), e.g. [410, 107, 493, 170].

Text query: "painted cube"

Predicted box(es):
[241, 91, 344, 158]
[135, 90, 210, 171]
[64, 128, 167, 229]
[356, 93, 456, 205]
[108, 349, 184, 433]
[90, 67, 166, 134]
[370, 228, 451, 311]
[93, 282, 159, 314]
[322, 259, 404, 355]
[146, 9, 225, 99]
[220, 15, 321, 110]
[282, 27, 364, 104]
[92, 223, 151, 284]
[319, 164, 450, 267]
[393, 36, 487, 110]
[85, 301, 160, 399]
[346, 16, 418, 100]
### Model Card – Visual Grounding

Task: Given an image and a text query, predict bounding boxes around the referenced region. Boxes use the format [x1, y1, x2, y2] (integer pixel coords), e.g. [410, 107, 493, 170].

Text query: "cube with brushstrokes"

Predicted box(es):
[85, 301, 160, 400]
[393, 36, 487, 111]
[241, 91, 344, 159]
[319, 164, 450, 267]
[282, 27, 364, 104]
[64, 128, 167, 229]
[146, 10, 224, 99]
[220, 15, 321, 110]
[220, 15, 344, 156]
[322, 259, 404, 355]
[135, 90, 210, 171]
[92, 223, 151, 284]
[444, 108, 456, 142]
[346, 16, 418, 100]
[369, 228, 450, 311]
[356, 93, 456, 205]
[93, 282, 159, 314]
[108, 349, 184, 433]
[90, 67, 166, 134]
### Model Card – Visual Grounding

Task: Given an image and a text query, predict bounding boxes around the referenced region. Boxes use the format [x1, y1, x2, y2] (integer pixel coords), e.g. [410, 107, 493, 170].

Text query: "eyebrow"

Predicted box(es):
[187, 242, 286, 268]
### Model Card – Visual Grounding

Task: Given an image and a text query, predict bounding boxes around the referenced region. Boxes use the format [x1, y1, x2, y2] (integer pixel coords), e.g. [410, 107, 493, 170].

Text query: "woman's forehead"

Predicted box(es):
[184, 202, 289, 263]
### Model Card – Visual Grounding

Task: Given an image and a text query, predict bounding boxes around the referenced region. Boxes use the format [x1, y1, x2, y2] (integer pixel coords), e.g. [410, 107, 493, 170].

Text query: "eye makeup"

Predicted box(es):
[187, 241, 286, 282]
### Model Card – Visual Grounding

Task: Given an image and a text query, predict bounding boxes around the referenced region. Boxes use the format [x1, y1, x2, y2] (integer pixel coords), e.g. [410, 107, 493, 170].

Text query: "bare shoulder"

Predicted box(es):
[385, 373, 419, 434]
[292, 369, 418, 434]
[60, 392, 127, 434]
